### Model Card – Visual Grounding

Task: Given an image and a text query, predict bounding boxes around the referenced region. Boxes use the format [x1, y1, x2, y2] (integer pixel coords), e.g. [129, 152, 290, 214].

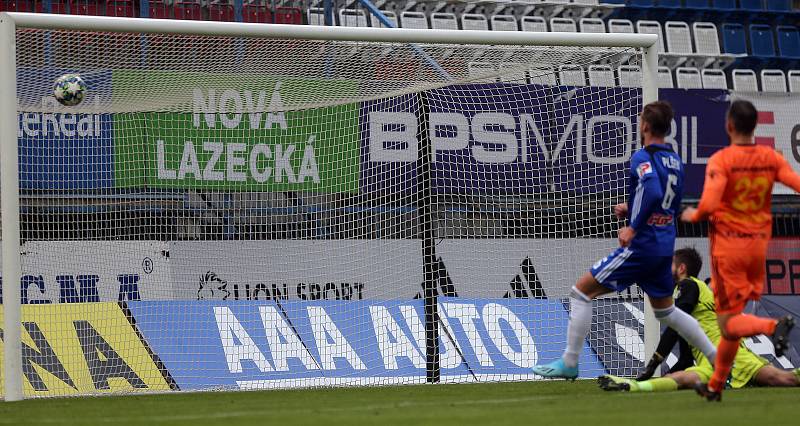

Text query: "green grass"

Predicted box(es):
[1, 380, 796, 425]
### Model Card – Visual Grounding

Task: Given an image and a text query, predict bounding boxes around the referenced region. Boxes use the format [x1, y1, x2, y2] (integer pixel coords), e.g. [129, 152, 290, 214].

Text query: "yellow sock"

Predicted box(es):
[634, 377, 679, 392]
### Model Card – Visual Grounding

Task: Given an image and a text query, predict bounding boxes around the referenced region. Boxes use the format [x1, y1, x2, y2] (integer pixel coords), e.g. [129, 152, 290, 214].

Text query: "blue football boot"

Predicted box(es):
[532, 358, 578, 380]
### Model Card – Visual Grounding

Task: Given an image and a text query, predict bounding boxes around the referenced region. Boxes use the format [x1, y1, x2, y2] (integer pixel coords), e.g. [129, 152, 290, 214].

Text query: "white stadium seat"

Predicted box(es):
[732, 69, 758, 92]
[618, 65, 642, 88]
[521, 16, 548, 33]
[676, 67, 702, 89]
[499, 63, 528, 83]
[701, 69, 728, 89]
[461, 14, 489, 31]
[637, 20, 665, 53]
[373, 10, 398, 28]
[579, 18, 606, 34]
[609, 19, 634, 34]
[559, 65, 586, 86]
[339, 9, 370, 28]
[588, 65, 615, 87]
[693, 22, 721, 55]
[468, 62, 497, 83]
[665, 21, 693, 54]
[658, 66, 674, 88]
[400, 11, 428, 29]
[788, 70, 800, 93]
[550, 17, 577, 33]
[307, 7, 326, 26]
[529, 66, 557, 86]
[491, 15, 518, 32]
[761, 69, 787, 93]
[431, 12, 458, 30]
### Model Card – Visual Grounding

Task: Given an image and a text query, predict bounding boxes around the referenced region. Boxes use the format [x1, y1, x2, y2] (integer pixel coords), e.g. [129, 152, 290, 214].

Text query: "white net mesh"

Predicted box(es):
[3, 26, 647, 397]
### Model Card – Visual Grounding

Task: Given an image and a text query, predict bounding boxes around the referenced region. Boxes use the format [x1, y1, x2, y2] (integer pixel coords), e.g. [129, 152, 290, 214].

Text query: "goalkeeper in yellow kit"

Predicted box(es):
[599, 247, 800, 392]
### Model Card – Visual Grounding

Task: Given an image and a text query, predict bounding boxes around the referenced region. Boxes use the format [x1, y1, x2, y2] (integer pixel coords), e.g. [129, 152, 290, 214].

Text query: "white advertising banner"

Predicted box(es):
[731, 92, 800, 195]
[1, 240, 171, 303]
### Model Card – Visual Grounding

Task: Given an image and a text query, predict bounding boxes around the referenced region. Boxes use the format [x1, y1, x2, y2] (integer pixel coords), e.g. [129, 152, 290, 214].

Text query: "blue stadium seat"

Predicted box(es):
[684, 0, 709, 7]
[658, 0, 682, 7]
[749, 24, 776, 58]
[721, 23, 748, 55]
[739, 0, 763, 11]
[711, 0, 736, 9]
[766, 0, 791, 11]
[777, 26, 800, 59]
[629, 0, 655, 6]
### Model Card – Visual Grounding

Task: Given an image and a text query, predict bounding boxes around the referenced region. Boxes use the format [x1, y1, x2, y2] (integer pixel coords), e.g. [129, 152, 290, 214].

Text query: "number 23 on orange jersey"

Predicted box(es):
[732, 176, 769, 212]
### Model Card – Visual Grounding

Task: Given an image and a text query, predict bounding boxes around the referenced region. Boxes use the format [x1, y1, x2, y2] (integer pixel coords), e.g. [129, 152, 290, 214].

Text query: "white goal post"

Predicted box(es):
[1, 12, 659, 401]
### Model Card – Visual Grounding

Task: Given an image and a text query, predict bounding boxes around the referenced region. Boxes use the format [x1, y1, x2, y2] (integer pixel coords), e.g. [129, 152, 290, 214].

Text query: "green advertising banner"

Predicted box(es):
[113, 70, 360, 192]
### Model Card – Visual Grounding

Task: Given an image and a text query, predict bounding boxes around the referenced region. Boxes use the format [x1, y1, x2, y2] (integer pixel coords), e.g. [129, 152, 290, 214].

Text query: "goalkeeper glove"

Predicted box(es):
[636, 352, 664, 381]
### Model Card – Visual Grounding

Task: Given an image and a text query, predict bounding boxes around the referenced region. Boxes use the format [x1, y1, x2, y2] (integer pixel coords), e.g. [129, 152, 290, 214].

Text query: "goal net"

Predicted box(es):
[1, 15, 657, 398]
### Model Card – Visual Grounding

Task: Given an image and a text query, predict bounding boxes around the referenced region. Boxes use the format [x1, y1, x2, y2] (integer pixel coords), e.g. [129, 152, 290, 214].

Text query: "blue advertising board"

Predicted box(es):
[126, 299, 606, 390]
[17, 68, 114, 190]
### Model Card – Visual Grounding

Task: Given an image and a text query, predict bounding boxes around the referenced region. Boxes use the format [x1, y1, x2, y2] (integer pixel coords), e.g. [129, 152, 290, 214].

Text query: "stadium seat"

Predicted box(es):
[693, 22, 721, 56]
[637, 21, 665, 53]
[749, 24, 776, 58]
[710, 0, 736, 9]
[106, 0, 135, 17]
[148, 0, 171, 19]
[732, 69, 758, 91]
[721, 23, 747, 55]
[788, 70, 800, 92]
[618, 65, 641, 88]
[400, 11, 428, 29]
[684, 0, 709, 7]
[657, 66, 674, 88]
[34, 0, 67, 13]
[1, 0, 32, 11]
[468, 62, 497, 83]
[528, 66, 557, 86]
[558, 65, 586, 86]
[208, 2, 235, 22]
[491, 15, 518, 32]
[701, 69, 728, 89]
[431, 13, 458, 31]
[767, 0, 791, 11]
[665, 21, 693, 55]
[658, 0, 681, 7]
[275, 6, 302, 25]
[579, 18, 605, 34]
[550, 17, 577, 33]
[174, 1, 202, 20]
[588, 65, 615, 87]
[739, 0, 763, 11]
[461, 14, 489, 31]
[760, 69, 787, 92]
[676, 67, 702, 89]
[608, 19, 634, 34]
[373, 10, 398, 28]
[572, 0, 599, 5]
[242, 3, 271, 24]
[521, 16, 547, 33]
[776, 26, 800, 59]
[339, 9, 370, 27]
[70, 0, 101, 15]
[629, 0, 655, 6]
[499, 63, 527, 83]
[306, 7, 326, 26]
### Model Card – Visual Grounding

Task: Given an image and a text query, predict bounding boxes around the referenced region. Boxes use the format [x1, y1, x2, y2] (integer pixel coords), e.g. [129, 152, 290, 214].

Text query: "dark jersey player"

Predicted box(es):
[533, 102, 717, 379]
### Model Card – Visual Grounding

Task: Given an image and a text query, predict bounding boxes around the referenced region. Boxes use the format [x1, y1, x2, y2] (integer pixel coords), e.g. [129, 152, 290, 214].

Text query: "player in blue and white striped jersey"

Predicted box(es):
[532, 101, 718, 380]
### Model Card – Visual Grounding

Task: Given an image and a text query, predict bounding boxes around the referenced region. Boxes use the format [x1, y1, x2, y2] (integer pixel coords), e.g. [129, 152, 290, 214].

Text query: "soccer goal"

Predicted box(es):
[0, 12, 659, 400]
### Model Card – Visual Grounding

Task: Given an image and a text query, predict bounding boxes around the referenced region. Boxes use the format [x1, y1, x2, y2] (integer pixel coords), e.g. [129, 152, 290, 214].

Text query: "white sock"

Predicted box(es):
[563, 286, 593, 368]
[654, 305, 717, 364]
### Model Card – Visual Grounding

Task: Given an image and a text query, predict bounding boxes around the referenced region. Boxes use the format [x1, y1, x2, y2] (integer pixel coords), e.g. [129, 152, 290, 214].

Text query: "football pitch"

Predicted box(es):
[0, 380, 795, 425]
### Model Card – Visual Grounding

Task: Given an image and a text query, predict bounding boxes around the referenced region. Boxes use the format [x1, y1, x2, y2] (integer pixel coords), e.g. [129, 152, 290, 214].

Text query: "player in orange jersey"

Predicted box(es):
[681, 99, 800, 401]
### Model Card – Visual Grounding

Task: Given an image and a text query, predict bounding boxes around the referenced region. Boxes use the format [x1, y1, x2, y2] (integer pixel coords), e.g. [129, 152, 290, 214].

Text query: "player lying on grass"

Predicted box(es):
[598, 247, 800, 393]
[532, 102, 717, 380]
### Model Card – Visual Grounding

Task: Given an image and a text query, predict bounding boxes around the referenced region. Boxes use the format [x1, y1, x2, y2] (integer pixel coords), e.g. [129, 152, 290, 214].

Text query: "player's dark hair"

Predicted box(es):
[727, 100, 758, 135]
[641, 101, 673, 138]
[674, 247, 703, 278]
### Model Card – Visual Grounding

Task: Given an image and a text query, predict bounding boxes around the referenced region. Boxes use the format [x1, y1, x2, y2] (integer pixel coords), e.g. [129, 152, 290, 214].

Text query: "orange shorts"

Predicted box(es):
[710, 253, 766, 314]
